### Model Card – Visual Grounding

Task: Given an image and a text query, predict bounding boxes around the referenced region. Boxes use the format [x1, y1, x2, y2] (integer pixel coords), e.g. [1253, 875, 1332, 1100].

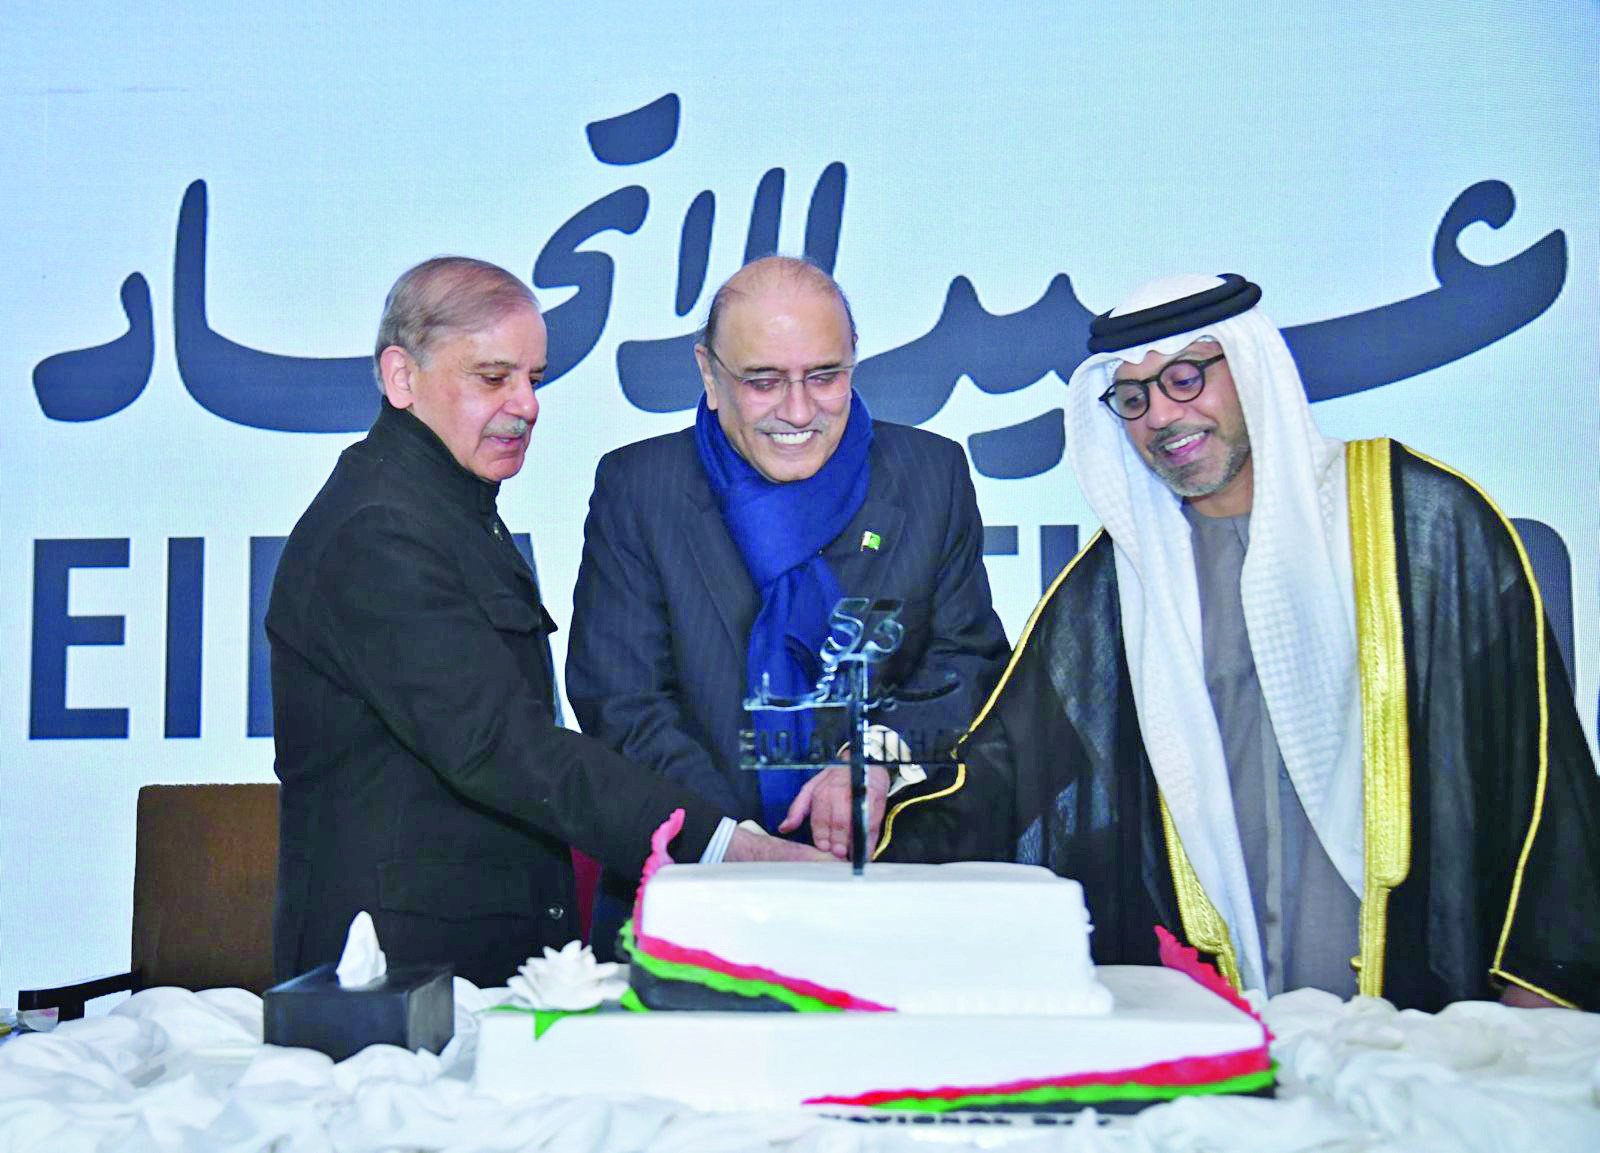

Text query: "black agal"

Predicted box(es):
[1087, 274, 1262, 354]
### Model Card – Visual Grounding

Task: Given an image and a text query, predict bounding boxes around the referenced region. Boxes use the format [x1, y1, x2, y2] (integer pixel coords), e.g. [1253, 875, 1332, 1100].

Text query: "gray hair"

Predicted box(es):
[374, 257, 538, 389]
[698, 255, 857, 352]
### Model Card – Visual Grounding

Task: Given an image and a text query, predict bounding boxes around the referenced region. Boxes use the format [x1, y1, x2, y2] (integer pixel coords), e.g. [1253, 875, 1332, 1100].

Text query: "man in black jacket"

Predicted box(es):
[268, 257, 819, 987]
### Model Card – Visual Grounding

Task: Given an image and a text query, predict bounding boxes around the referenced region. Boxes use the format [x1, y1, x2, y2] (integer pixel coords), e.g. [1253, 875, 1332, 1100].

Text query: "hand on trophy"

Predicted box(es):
[778, 763, 891, 859]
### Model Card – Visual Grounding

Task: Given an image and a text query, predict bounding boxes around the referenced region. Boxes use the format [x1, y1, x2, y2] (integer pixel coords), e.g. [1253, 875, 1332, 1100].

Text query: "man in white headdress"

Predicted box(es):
[879, 274, 1599, 1011]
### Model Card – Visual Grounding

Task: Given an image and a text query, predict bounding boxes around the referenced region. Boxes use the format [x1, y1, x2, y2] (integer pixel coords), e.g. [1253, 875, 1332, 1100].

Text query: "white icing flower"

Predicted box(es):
[507, 940, 627, 1011]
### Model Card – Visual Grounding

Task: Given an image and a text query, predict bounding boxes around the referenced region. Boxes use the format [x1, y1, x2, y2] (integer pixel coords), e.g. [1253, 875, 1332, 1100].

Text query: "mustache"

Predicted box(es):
[484, 417, 530, 439]
[1148, 422, 1211, 452]
[756, 417, 830, 435]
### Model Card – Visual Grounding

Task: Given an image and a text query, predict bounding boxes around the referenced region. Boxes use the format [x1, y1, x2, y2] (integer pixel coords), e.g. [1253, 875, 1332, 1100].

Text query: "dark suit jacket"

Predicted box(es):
[267, 403, 722, 988]
[567, 421, 1010, 822]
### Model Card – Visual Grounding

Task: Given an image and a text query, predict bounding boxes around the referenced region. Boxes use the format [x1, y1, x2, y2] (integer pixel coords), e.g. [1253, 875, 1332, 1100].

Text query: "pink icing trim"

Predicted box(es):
[803, 1043, 1271, 1107]
[633, 808, 686, 928]
[1155, 925, 1270, 1039]
[633, 929, 894, 1012]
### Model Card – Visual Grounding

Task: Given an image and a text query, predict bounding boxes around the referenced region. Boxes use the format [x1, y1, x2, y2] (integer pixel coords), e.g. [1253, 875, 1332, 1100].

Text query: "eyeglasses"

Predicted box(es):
[1098, 354, 1227, 420]
[705, 346, 855, 401]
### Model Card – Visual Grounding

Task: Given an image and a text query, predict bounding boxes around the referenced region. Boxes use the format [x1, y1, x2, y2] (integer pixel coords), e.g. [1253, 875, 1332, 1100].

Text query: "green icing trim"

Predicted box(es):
[481, 1002, 599, 1039]
[492, 943, 1276, 1113]
[620, 920, 842, 1014]
[858, 1065, 1277, 1113]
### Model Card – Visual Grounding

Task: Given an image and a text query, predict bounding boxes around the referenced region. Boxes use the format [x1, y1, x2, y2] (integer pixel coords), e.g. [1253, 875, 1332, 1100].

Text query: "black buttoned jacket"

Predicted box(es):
[267, 402, 720, 987]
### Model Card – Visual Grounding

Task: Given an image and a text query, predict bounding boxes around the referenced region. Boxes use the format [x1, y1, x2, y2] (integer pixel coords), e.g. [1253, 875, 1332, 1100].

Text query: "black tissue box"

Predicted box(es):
[263, 962, 454, 1062]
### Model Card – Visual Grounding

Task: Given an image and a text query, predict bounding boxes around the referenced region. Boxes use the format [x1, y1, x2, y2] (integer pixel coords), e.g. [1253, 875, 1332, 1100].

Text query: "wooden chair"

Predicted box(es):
[19, 783, 280, 1021]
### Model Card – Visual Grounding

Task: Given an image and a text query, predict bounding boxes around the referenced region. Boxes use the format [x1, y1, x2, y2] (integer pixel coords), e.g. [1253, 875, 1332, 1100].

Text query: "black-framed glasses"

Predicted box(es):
[1098, 353, 1226, 420]
[705, 345, 855, 401]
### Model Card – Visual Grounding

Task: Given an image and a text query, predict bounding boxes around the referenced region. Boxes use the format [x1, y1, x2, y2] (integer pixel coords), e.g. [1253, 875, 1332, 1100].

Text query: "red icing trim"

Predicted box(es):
[633, 929, 893, 1012]
[1155, 925, 1271, 1040]
[803, 1043, 1271, 1107]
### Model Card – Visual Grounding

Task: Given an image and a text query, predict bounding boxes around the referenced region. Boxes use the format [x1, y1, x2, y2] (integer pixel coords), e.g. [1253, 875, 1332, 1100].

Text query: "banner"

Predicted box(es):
[3, 1, 1595, 1002]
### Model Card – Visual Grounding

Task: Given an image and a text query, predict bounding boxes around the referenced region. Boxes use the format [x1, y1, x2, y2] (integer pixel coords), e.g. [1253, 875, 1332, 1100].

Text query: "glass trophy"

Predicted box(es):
[741, 597, 958, 874]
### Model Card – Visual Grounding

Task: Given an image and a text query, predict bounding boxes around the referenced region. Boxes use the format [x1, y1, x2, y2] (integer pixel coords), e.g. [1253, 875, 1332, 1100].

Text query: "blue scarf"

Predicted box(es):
[695, 392, 874, 831]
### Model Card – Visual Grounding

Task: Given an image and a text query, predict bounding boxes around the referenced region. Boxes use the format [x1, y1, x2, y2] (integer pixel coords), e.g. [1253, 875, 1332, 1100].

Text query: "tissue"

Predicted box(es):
[264, 911, 451, 1060]
[335, 911, 388, 987]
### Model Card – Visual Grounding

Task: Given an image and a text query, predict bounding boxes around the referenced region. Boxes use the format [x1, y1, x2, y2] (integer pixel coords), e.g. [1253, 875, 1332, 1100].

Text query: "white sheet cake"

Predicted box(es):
[632, 860, 1115, 1014]
[474, 860, 1273, 1114]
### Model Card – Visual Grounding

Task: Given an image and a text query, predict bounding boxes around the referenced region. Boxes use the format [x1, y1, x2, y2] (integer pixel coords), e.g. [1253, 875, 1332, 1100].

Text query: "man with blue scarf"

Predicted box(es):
[569, 257, 1009, 954]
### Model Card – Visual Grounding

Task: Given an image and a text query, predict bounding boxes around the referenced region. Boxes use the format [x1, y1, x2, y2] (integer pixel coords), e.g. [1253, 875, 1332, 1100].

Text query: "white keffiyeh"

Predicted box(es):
[1063, 274, 1364, 993]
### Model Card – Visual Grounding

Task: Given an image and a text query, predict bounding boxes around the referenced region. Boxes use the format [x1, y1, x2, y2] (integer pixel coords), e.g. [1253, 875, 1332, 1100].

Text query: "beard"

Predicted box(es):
[1145, 423, 1252, 500]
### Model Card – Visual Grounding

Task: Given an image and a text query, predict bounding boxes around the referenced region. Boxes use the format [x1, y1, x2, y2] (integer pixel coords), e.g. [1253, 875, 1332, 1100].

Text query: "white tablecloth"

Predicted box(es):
[2, 981, 1597, 1152]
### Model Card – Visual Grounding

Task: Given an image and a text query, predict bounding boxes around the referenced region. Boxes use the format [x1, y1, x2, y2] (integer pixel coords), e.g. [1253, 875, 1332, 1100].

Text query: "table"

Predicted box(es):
[1, 980, 1596, 1152]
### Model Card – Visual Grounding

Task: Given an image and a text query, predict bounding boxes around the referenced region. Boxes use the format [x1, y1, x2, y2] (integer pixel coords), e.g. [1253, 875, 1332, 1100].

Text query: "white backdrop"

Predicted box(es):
[3, 1, 1596, 1003]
